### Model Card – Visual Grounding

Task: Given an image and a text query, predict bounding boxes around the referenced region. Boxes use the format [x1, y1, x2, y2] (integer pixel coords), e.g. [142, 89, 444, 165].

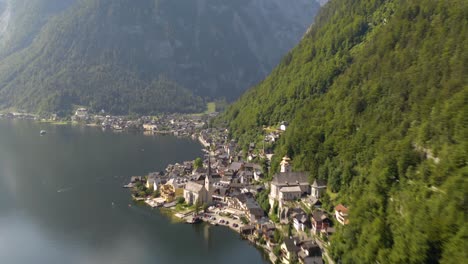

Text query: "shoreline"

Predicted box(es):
[0, 110, 216, 139]
[135, 196, 275, 263]
[1, 118, 275, 263]
[2, 118, 210, 147]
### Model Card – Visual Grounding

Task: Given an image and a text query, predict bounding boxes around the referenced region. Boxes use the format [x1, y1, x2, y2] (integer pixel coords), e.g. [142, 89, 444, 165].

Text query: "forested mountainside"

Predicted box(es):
[0, 0, 322, 115]
[219, 0, 467, 263]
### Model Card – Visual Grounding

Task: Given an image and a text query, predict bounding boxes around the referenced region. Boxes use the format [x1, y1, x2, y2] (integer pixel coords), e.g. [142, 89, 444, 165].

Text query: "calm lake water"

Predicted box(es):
[0, 120, 268, 264]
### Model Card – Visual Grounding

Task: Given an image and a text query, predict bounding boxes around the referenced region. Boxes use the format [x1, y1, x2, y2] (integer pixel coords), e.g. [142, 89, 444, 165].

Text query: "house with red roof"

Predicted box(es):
[334, 204, 349, 225]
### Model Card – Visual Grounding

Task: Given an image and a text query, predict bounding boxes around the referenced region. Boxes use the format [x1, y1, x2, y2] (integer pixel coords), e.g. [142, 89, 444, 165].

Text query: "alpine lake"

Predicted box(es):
[0, 119, 268, 264]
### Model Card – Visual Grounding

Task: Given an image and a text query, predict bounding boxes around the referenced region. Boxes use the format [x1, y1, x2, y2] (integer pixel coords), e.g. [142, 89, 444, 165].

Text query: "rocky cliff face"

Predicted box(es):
[0, 0, 12, 46]
[0, 0, 76, 58]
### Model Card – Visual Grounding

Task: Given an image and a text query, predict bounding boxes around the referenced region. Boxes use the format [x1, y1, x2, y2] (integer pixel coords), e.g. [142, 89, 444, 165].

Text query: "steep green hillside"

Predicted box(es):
[0, 0, 321, 115]
[220, 0, 467, 263]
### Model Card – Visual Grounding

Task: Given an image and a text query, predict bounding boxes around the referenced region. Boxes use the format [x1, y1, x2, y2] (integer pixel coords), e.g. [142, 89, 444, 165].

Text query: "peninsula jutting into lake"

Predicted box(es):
[124, 120, 334, 264]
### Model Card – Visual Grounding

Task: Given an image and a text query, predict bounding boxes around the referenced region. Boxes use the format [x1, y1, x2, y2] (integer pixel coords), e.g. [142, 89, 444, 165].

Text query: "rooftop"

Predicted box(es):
[335, 204, 349, 214]
[185, 181, 204, 193]
[312, 179, 327, 187]
[280, 186, 302, 193]
[229, 162, 244, 171]
[272, 172, 309, 185]
[283, 238, 300, 252]
[311, 211, 329, 222]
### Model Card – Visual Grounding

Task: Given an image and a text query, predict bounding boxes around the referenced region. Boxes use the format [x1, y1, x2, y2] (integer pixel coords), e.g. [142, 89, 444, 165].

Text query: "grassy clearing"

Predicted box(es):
[205, 102, 216, 114]
[192, 102, 216, 116]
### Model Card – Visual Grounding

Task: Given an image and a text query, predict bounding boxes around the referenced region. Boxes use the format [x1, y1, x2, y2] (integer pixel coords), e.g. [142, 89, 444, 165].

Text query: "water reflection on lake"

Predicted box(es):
[0, 120, 268, 264]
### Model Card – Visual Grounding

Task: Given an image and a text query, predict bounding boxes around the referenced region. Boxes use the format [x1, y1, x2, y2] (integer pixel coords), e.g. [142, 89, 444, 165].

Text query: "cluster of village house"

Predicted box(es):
[2, 109, 351, 263]
[128, 126, 350, 264]
[71, 107, 211, 136]
[0, 109, 211, 138]
[0, 112, 37, 120]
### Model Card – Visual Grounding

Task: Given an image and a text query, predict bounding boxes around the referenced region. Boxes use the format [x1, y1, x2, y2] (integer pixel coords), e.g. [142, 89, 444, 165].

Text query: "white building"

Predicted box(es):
[269, 171, 310, 209]
[74, 108, 88, 118]
[311, 179, 327, 198]
[146, 173, 164, 191]
[335, 204, 349, 225]
[278, 186, 302, 201]
[184, 169, 213, 205]
[184, 182, 210, 205]
[279, 121, 288, 131]
[143, 124, 158, 131]
[227, 193, 264, 223]
[280, 156, 291, 173]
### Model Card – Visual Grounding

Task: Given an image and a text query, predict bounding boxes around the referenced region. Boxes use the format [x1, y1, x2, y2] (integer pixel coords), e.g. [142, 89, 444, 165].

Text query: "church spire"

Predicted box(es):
[205, 152, 212, 192]
[208, 152, 211, 177]
[280, 156, 291, 173]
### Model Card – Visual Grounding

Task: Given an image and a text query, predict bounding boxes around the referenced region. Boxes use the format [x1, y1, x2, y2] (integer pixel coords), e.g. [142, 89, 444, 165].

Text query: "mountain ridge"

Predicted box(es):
[0, 0, 322, 114]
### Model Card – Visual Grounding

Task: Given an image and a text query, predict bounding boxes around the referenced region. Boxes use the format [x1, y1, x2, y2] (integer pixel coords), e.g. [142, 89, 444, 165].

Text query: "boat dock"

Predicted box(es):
[145, 198, 166, 208]
[163, 201, 177, 208]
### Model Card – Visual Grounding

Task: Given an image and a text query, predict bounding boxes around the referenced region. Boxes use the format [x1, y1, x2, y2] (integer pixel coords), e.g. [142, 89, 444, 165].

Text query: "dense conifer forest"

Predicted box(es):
[219, 0, 467, 262]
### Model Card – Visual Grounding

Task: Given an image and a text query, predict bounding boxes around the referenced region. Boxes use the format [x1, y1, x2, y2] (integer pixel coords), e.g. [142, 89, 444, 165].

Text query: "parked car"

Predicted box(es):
[232, 223, 239, 228]
[218, 219, 225, 224]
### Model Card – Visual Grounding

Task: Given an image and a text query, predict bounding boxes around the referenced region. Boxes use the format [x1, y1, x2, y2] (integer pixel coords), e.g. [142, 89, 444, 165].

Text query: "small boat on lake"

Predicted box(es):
[40, 130, 47, 135]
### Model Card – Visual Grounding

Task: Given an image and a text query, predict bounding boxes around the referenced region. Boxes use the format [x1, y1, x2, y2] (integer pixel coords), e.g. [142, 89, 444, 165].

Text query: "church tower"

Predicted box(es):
[280, 156, 291, 173]
[204, 154, 213, 204]
[205, 157, 212, 191]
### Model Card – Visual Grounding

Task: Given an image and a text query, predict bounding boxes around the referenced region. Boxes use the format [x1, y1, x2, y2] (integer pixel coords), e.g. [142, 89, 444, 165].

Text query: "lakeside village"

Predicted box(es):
[0, 108, 217, 137]
[126, 124, 349, 264]
[1, 109, 350, 264]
